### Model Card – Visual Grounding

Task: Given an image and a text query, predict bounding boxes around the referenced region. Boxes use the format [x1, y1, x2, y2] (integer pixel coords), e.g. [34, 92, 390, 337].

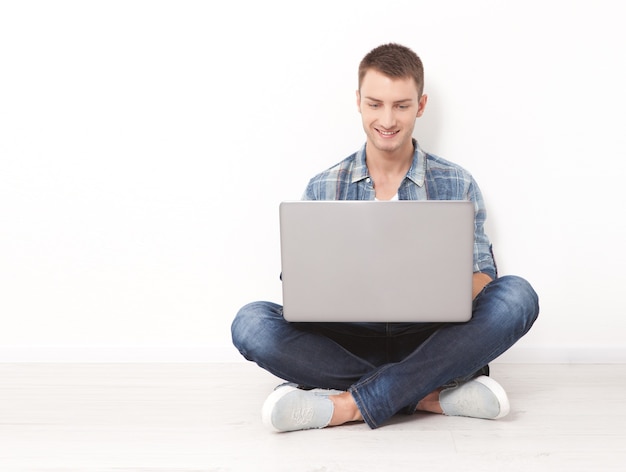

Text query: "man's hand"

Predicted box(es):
[472, 272, 493, 300]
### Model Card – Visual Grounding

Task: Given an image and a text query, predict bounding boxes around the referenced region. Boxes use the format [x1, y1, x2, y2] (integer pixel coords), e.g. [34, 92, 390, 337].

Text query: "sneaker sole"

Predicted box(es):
[261, 384, 299, 432]
[473, 375, 510, 419]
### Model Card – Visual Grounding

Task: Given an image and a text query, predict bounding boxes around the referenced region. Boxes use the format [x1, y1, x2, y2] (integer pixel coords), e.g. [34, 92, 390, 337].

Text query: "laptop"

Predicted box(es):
[279, 200, 475, 323]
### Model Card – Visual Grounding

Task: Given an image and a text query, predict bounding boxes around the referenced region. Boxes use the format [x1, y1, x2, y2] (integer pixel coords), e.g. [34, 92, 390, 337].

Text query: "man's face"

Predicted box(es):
[357, 69, 427, 156]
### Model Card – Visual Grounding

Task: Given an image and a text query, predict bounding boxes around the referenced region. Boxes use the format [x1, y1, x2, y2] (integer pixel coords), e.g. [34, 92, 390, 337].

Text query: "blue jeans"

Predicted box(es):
[231, 275, 539, 429]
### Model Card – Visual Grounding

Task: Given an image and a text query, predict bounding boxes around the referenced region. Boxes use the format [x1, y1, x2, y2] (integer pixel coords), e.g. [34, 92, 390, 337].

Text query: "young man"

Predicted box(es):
[231, 43, 539, 432]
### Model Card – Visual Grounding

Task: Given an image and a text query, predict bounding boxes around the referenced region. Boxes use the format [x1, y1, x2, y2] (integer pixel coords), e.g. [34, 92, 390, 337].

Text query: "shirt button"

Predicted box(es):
[366, 178, 371, 183]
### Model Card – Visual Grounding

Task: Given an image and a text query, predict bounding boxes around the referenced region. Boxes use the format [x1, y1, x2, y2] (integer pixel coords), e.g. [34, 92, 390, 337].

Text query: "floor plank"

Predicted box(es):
[0, 363, 624, 471]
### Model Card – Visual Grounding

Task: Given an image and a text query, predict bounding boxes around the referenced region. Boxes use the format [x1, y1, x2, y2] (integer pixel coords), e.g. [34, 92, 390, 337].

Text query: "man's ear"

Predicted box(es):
[356, 90, 361, 113]
[417, 94, 428, 118]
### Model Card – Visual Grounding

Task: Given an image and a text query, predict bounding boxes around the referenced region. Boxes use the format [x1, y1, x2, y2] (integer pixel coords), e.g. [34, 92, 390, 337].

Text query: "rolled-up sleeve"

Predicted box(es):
[468, 179, 496, 279]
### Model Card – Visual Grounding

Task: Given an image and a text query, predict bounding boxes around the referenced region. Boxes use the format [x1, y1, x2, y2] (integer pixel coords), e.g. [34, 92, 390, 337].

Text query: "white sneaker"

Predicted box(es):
[439, 376, 510, 419]
[278, 382, 344, 396]
[262, 384, 335, 432]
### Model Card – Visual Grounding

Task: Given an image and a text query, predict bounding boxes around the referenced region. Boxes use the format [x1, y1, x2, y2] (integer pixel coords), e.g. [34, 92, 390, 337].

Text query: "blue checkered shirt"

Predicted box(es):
[302, 140, 497, 279]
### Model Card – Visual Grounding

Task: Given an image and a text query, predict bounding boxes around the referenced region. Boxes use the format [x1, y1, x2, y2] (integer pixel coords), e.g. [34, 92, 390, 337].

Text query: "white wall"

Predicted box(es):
[1, 0, 624, 363]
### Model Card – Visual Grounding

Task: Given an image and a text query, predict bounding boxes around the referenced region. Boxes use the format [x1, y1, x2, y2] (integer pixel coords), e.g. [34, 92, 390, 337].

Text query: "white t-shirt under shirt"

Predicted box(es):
[374, 194, 399, 201]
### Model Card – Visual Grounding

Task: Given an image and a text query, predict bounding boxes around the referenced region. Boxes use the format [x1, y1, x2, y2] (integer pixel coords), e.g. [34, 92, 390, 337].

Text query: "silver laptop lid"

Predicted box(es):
[279, 200, 474, 322]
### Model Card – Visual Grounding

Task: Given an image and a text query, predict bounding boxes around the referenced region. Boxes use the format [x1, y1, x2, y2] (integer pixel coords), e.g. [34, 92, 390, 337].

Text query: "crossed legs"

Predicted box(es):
[232, 275, 539, 430]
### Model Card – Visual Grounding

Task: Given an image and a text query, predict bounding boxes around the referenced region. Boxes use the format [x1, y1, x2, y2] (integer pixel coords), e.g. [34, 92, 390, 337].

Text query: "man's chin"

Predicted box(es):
[372, 140, 401, 154]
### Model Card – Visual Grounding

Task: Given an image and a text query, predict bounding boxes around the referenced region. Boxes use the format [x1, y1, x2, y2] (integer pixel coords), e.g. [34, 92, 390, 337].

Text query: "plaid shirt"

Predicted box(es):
[302, 140, 497, 279]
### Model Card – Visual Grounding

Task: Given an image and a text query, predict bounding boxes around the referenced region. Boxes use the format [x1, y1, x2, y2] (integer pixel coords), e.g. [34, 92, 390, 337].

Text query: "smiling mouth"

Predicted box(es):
[376, 128, 399, 137]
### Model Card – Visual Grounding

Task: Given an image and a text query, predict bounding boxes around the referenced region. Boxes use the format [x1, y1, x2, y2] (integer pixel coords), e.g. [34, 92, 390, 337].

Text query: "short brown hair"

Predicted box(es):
[358, 43, 424, 96]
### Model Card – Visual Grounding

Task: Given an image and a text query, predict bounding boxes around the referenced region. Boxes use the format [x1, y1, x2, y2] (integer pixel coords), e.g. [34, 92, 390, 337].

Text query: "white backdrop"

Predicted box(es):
[1, 0, 624, 362]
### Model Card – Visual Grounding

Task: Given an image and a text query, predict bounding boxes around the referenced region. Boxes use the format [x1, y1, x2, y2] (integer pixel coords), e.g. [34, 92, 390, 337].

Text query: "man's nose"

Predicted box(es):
[379, 108, 395, 128]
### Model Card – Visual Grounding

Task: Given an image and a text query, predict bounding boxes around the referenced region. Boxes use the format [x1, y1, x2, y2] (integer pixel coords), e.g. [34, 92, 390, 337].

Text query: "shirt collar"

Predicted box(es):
[351, 139, 426, 187]
[351, 143, 370, 183]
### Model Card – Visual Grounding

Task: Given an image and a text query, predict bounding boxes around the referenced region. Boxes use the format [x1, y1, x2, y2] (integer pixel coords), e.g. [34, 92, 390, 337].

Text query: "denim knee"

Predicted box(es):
[485, 275, 540, 332]
[231, 301, 282, 360]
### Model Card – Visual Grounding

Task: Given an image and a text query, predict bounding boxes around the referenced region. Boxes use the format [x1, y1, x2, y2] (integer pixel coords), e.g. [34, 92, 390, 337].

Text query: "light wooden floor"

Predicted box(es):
[0, 363, 624, 471]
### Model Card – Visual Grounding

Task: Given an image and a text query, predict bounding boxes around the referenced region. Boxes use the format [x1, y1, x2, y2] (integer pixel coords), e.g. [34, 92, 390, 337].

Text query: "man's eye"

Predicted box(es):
[369, 103, 379, 108]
